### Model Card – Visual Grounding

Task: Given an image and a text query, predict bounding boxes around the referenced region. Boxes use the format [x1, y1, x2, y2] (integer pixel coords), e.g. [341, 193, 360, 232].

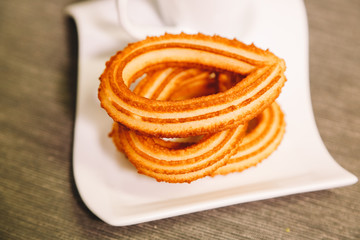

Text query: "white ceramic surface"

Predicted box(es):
[66, 0, 357, 226]
[116, 0, 254, 39]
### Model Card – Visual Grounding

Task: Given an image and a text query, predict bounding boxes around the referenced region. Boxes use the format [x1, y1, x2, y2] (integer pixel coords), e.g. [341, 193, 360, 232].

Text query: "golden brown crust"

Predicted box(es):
[101, 33, 287, 183]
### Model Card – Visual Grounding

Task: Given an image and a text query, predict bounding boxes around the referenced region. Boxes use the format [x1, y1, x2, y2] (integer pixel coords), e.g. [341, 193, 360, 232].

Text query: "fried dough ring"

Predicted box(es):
[112, 124, 246, 183]
[99, 33, 286, 137]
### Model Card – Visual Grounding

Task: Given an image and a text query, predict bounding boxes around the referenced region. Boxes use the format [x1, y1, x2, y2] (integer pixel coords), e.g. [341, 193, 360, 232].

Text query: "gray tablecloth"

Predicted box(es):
[1, 0, 359, 239]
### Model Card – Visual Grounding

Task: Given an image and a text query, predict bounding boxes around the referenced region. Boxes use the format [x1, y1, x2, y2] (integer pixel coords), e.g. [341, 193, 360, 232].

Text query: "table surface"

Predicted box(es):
[1, 0, 359, 239]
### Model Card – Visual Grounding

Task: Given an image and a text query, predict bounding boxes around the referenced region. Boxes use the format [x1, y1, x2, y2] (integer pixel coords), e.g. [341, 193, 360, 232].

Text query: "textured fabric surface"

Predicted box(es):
[1, 0, 359, 239]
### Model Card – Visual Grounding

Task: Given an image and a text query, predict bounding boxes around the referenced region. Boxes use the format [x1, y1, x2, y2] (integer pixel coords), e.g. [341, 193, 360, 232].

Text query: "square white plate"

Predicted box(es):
[66, 0, 357, 226]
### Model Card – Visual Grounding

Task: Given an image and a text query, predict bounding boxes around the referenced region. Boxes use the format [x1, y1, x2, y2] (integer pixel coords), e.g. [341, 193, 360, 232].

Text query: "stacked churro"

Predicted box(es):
[99, 33, 286, 183]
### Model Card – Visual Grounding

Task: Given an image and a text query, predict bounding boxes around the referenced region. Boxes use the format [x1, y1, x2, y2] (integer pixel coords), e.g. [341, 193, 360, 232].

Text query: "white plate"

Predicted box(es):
[66, 0, 357, 226]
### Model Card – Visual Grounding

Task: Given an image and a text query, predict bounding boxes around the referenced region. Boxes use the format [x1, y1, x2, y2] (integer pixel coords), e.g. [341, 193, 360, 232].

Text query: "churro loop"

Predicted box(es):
[111, 123, 246, 183]
[99, 33, 286, 137]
